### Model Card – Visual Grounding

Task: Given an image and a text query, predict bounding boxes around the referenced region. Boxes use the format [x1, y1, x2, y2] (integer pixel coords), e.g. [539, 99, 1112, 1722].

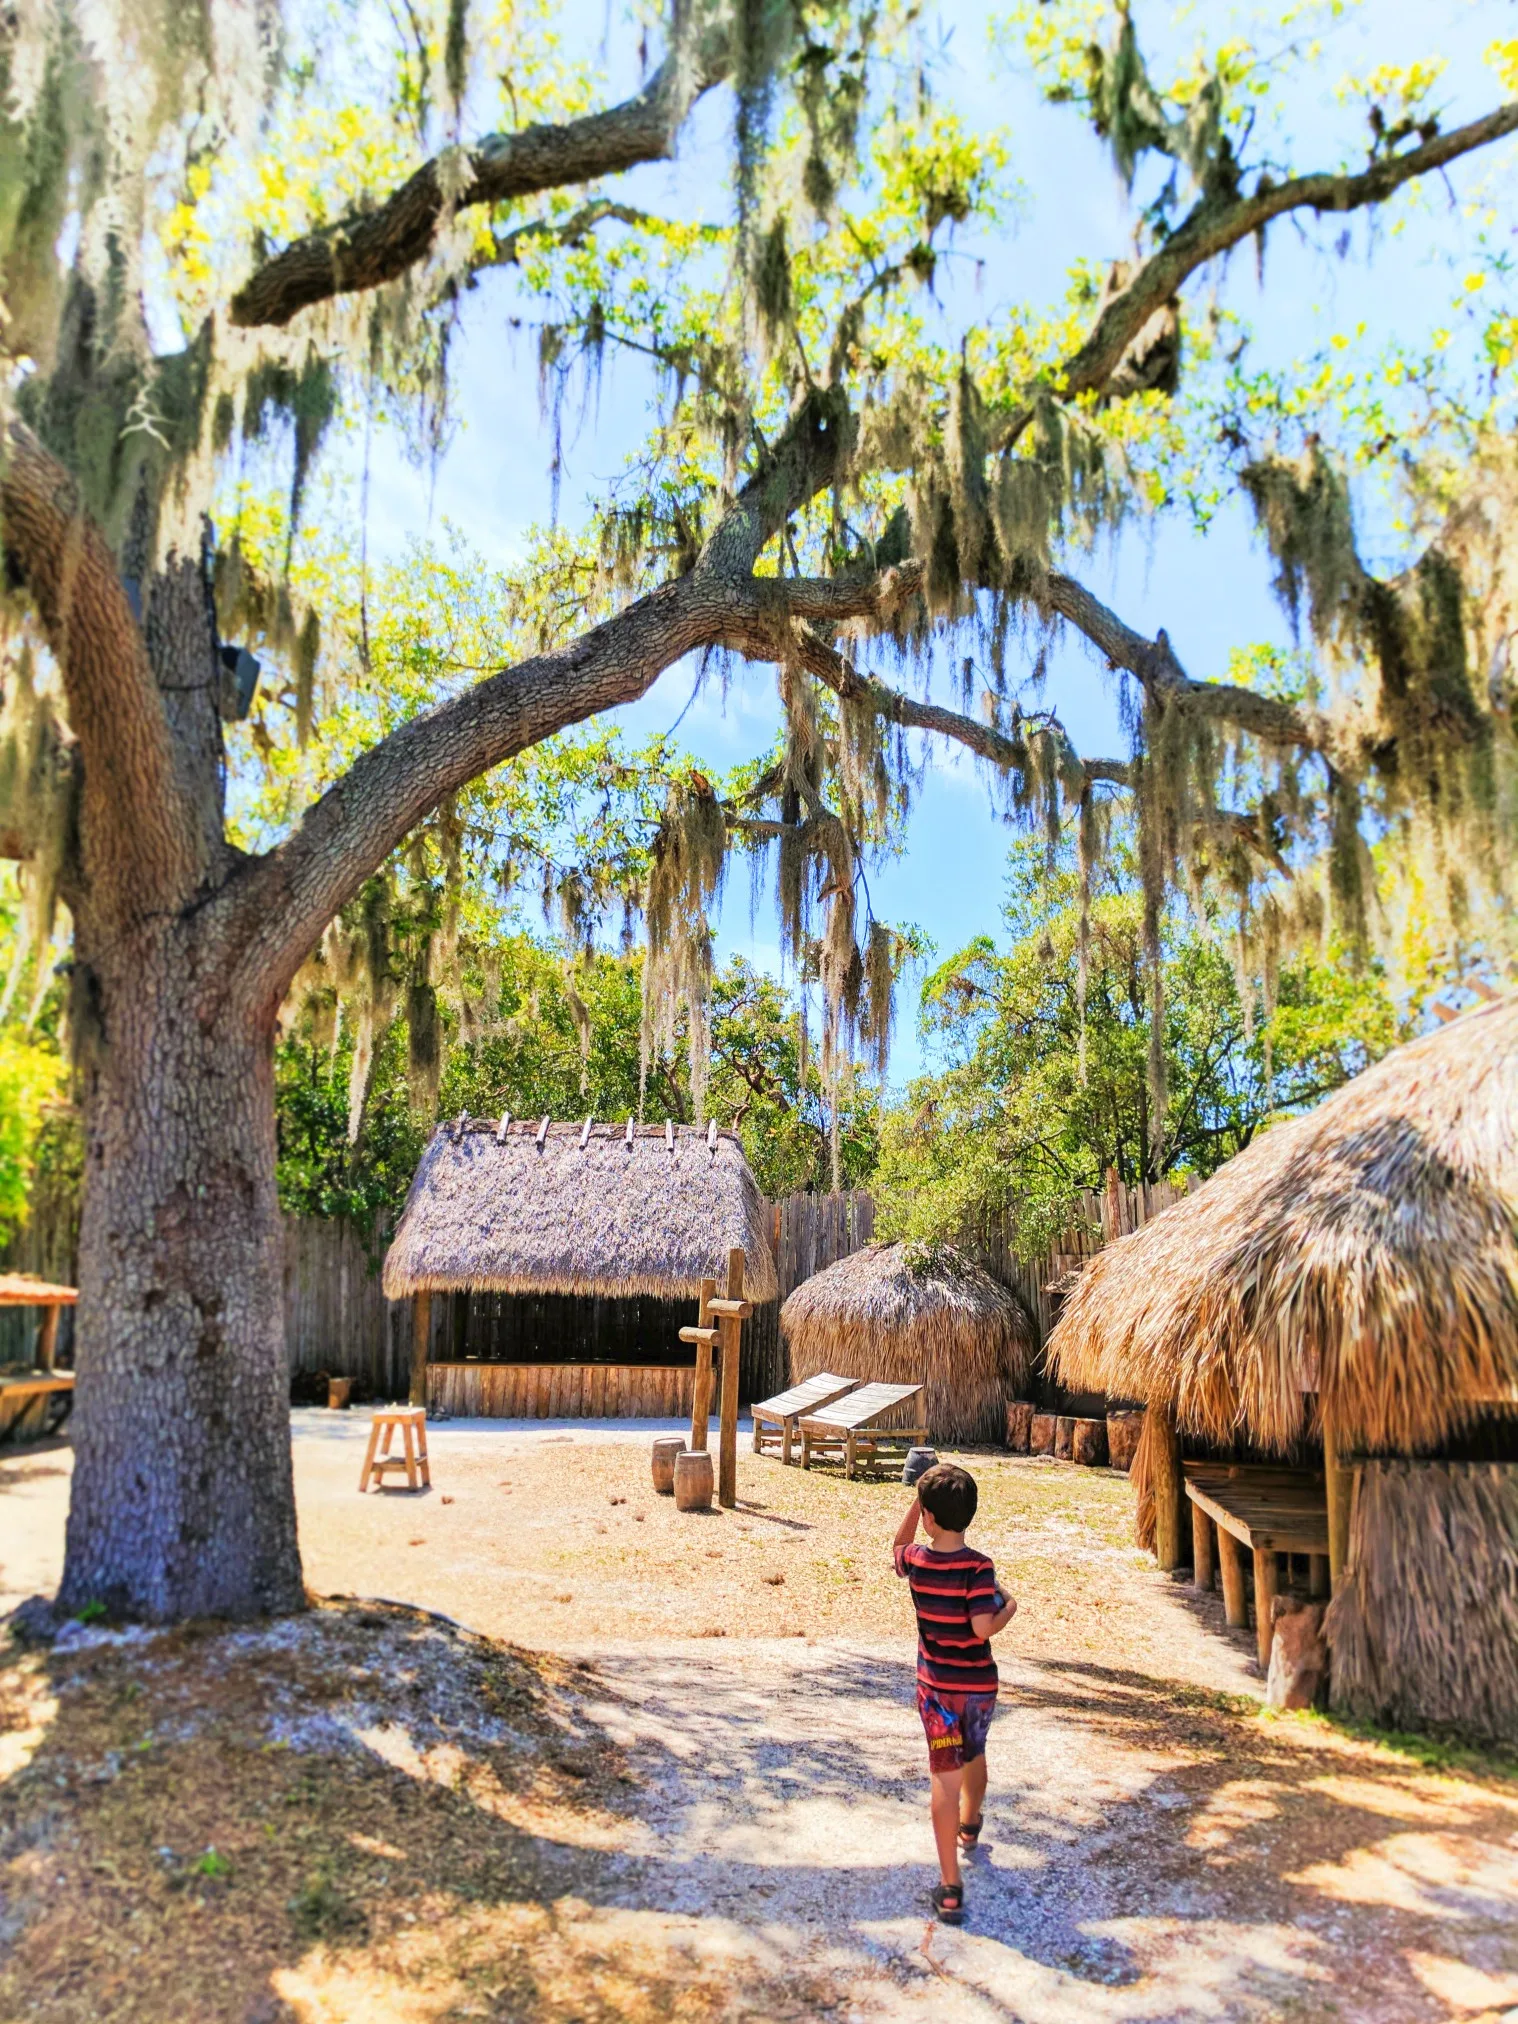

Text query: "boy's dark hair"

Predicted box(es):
[917, 1462, 978, 1531]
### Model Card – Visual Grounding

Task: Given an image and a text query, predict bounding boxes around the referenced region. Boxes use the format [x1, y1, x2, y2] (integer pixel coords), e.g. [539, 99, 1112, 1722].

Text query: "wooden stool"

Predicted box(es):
[358, 1406, 431, 1492]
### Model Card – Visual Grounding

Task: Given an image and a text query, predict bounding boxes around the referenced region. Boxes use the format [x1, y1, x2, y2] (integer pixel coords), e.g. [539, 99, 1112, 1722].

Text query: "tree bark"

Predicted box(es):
[57, 916, 301, 1620]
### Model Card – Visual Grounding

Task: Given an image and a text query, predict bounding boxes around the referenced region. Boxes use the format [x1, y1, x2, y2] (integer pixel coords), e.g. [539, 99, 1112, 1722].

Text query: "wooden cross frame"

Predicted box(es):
[678, 1245, 752, 1508]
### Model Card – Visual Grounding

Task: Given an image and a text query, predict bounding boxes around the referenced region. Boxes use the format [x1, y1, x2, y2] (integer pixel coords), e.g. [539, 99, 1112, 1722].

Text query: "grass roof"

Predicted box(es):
[780, 1240, 1034, 1445]
[382, 1120, 778, 1303]
[1049, 995, 1518, 1453]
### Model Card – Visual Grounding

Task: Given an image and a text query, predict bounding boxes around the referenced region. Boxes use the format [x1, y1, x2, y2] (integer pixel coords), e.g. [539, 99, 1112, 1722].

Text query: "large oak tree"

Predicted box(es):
[2, 0, 1515, 1618]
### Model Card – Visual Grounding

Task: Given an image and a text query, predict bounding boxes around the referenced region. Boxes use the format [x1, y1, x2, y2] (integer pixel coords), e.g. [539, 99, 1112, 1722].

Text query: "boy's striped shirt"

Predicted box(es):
[894, 1541, 1000, 1695]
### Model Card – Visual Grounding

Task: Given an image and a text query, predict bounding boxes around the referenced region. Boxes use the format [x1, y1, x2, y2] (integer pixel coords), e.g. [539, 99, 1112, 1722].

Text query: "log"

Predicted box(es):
[651, 1435, 685, 1494]
[1054, 1415, 1075, 1460]
[1147, 1402, 1185, 1571]
[1252, 1546, 1280, 1670]
[35, 1303, 59, 1373]
[1071, 1417, 1108, 1467]
[1029, 1412, 1057, 1456]
[718, 1248, 743, 1510]
[1322, 1399, 1353, 1594]
[1106, 1410, 1143, 1472]
[1309, 1553, 1331, 1600]
[1005, 1400, 1034, 1452]
[1217, 1525, 1249, 1628]
[408, 1293, 432, 1409]
[1191, 1502, 1215, 1592]
[674, 1446, 714, 1511]
[689, 1276, 717, 1452]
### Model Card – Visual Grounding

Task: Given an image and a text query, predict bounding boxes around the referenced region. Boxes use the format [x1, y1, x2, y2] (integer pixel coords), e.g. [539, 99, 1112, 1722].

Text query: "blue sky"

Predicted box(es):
[355, 1, 1517, 1082]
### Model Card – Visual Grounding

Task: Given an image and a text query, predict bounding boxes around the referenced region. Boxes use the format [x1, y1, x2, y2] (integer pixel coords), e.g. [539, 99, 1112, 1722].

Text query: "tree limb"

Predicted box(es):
[230, 53, 725, 328]
[996, 100, 1518, 442]
[0, 427, 202, 911]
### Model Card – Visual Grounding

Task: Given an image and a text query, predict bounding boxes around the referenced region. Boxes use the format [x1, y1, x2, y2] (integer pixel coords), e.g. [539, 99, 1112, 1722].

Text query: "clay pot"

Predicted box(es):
[674, 1447, 714, 1511]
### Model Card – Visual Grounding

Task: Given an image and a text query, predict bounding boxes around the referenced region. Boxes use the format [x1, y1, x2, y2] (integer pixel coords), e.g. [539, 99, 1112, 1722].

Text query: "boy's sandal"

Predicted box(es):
[931, 1882, 964, 1925]
[957, 1816, 984, 1849]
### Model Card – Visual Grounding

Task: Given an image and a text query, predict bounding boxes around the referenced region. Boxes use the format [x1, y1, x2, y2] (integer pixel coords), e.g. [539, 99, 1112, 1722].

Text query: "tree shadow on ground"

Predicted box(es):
[3, 1612, 1517, 2024]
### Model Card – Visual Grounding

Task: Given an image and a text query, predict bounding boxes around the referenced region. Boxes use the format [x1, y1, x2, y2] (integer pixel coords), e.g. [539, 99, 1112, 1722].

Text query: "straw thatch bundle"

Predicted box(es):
[382, 1120, 778, 1302]
[1326, 1462, 1518, 1741]
[1049, 995, 1518, 1453]
[780, 1241, 1034, 1444]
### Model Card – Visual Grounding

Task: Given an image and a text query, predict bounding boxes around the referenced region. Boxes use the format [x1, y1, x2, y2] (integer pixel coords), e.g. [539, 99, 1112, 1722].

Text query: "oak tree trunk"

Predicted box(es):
[56, 919, 302, 1621]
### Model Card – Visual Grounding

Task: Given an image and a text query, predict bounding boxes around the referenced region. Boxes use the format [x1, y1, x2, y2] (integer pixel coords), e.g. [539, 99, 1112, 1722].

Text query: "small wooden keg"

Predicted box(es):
[674, 1446, 714, 1511]
[651, 1435, 686, 1494]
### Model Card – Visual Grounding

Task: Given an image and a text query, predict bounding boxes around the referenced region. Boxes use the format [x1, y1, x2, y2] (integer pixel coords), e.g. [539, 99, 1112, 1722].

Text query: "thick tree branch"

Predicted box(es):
[996, 101, 1518, 442]
[0, 427, 202, 911]
[230, 54, 725, 328]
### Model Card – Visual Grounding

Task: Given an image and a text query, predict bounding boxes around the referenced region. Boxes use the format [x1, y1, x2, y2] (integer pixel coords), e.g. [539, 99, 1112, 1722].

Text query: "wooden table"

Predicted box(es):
[0, 1369, 75, 1442]
[1183, 1463, 1330, 1668]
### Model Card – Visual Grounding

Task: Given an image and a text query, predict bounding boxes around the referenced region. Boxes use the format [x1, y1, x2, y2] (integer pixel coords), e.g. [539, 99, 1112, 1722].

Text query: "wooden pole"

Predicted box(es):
[1252, 1547, 1279, 1670]
[1323, 1398, 1353, 1594]
[1147, 1402, 1185, 1570]
[1191, 1502, 1215, 1592]
[689, 1276, 717, 1451]
[35, 1303, 60, 1373]
[718, 1247, 744, 1509]
[409, 1292, 432, 1409]
[1217, 1527, 1249, 1628]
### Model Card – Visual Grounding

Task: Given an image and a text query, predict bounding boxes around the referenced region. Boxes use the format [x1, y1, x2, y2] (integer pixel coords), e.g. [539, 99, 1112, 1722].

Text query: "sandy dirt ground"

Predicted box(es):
[4, 1412, 1518, 2024]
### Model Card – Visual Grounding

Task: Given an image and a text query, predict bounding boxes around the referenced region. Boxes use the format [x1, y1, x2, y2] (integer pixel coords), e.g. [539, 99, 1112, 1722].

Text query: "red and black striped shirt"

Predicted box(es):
[894, 1541, 1000, 1695]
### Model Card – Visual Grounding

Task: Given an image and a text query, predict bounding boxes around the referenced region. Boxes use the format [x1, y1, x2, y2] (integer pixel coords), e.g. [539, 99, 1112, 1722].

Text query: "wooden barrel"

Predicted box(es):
[327, 1377, 353, 1410]
[674, 1447, 714, 1511]
[651, 1436, 686, 1494]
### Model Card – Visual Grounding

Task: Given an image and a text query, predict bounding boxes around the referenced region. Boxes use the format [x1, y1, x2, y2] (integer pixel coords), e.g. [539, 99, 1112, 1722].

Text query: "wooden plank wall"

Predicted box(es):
[429, 1362, 696, 1419]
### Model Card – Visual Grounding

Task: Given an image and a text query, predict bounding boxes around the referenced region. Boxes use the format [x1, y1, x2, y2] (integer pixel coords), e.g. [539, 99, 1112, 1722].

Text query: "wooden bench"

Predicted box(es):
[1184, 1463, 1330, 1668]
[751, 1373, 860, 1463]
[0, 1370, 75, 1443]
[798, 1383, 927, 1480]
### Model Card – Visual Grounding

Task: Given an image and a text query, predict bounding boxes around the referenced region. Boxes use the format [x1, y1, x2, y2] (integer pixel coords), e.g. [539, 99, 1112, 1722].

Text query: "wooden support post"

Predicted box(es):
[1309, 1554, 1331, 1599]
[35, 1303, 60, 1373]
[689, 1277, 717, 1452]
[1252, 1547, 1279, 1670]
[409, 1292, 432, 1409]
[1191, 1502, 1215, 1592]
[1217, 1526, 1249, 1628]
[1323, 1400, 1353, 1594]
[718, 1248, 744, 1509]
[1148, 1402, 1185, 1570]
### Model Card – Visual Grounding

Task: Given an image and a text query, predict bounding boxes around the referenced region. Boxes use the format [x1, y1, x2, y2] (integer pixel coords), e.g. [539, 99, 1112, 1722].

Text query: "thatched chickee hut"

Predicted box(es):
[383, 1119, 779, 1418]
[1049, 994, 1518, 1740]
[781, 1240, 1035, 1445]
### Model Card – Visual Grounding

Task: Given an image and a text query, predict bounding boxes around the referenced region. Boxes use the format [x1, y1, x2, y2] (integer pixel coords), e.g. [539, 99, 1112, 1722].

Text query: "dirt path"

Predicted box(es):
[5, 1415, 1518, 2022]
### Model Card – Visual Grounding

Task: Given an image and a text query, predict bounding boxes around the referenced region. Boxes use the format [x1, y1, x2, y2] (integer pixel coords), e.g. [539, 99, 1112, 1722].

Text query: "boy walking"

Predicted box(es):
[892, 1462, 1016, 1923]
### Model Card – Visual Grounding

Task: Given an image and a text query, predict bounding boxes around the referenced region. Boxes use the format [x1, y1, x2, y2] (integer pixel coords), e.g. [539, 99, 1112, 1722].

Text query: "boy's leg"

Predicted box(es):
[960, 1753, 988, 1830]
[929, 1768, 963, 1887]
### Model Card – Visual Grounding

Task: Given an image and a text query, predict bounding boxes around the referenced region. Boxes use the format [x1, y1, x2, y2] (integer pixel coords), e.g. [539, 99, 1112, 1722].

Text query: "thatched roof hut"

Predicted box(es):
[1049, 996, 1518, 1742]
[383, 1118, 778, 1303]
[781, 1241, 1034, 1445]
[1049, 994, 1518, 1456]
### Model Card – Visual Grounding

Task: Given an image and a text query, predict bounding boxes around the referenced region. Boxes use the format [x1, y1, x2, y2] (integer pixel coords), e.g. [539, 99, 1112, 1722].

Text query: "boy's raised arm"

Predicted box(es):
[892, 1497, 922, 1557]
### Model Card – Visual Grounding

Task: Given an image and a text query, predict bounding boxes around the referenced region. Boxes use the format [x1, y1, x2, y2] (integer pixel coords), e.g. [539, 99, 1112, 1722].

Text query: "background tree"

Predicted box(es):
[1, 1, 1515, 1618]
[872, 836, 1411, 1255]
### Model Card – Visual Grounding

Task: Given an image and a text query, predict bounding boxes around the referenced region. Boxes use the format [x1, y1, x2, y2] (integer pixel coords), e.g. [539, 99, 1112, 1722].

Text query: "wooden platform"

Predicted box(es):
[0, 1369, 75, 1442]
[427, 1361, 696, 1419]
[1183, 1463, 1330, 1668]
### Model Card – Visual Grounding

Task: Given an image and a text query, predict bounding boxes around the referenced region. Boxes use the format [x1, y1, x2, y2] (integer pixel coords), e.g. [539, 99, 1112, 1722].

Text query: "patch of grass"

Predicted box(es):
[1282, 1705, 1518, 1785]
[287, 1864, 365, 1940]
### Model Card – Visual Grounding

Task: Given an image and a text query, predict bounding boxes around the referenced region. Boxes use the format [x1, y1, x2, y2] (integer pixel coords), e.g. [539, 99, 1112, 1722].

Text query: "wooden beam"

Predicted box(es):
[718, 1247, 744, 1508]
[1252, 1547, 1280, 1670]
[1322, 1398, 1353, 1592]
[688, 1276, 717, 1454]
[409, 1292, 432, 1409]
[1217, 1526, 1249, 1628]
[35, 1303, 59, 1373]
[1191, 1502, 1215, 1592]
[1148, 1402, 1184, 1570]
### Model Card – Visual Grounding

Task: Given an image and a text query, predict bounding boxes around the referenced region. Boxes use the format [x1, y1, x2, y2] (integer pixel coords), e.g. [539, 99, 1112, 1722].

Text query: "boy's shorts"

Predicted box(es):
[917, 1684, 997, 1772]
